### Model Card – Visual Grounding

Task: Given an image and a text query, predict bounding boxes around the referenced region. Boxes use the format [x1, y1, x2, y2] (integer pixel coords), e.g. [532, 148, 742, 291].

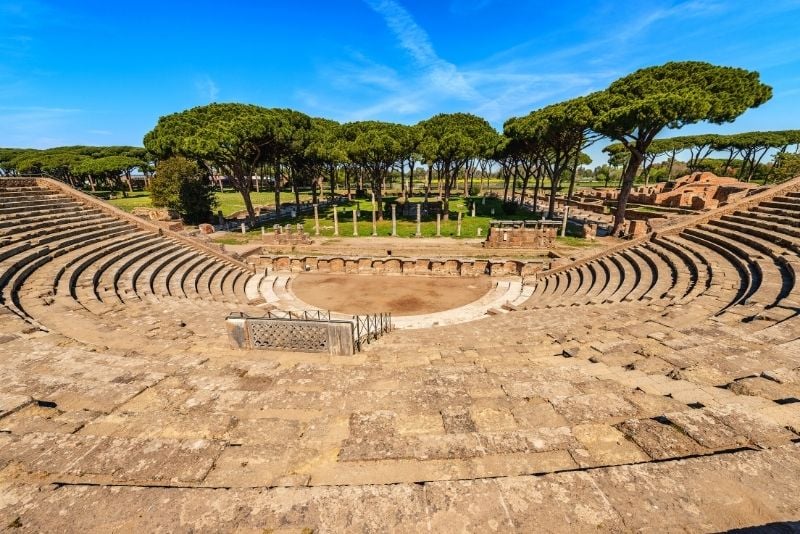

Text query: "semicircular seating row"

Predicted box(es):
[525, 190, 800, 327]
[0, 182, 258, 333]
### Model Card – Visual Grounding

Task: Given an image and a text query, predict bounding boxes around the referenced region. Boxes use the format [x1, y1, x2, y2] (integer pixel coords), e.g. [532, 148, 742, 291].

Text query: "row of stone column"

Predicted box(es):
[311, 204, 478, 237]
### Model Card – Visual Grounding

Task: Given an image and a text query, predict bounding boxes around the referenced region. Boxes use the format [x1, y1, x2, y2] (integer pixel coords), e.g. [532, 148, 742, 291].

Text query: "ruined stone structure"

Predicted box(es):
[398, 199, 444, 217]
[1, 175, 800, 531]
[256, 253, 544, 277]
[592, 172, 759, 209]
[483, 220, 558, 249]
[581, 222, 597, 240]
[261, 223, 313, 245]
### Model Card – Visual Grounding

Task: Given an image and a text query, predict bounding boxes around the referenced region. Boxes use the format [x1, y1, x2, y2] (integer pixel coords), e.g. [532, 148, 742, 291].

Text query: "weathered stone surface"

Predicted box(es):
[550, 392, 638, 424]
[664, 409, 748, 449]
[592, 445, 800, 532]
[705, 405, 797, 447]
[572, 423, 650, 467]
[615, 418, 706, 460]
[0, 432, 225, 484]
[0, 393, 31, 419]
[441, 405, 477, 433]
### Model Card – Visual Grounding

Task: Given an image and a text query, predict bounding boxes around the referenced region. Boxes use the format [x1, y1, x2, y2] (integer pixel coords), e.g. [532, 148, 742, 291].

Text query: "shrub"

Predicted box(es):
[150, 157, 217, 224]
[502, 201, 519, 215]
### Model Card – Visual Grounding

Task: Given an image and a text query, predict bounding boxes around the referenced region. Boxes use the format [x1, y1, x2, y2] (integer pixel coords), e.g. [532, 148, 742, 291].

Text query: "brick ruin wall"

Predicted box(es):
[483, 226, 558, 249]
[256, 255, 545, 277]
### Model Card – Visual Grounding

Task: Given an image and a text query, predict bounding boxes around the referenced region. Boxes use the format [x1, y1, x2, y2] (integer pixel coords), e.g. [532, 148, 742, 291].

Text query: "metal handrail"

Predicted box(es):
[352, 311, 392, 352]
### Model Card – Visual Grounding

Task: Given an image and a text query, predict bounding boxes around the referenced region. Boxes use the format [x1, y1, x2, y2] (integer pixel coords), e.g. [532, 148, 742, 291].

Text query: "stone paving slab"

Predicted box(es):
[1, 446, 798, 532]
[615, 418, 706, 460]
[0, 432, 225, 485]
[0, 392, 31, 418]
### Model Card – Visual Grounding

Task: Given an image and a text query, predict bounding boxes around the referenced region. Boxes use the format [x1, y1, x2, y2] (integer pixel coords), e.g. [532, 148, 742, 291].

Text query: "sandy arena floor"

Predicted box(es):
[290, 273, 493, 315]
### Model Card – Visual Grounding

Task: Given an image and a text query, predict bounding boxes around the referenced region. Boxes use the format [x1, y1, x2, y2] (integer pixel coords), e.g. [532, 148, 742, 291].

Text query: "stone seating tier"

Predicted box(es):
[0, 181, 256, 329]
[525, 177, 800, 327]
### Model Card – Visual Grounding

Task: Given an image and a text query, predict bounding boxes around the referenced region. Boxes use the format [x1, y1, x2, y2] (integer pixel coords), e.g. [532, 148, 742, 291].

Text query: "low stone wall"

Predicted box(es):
[484, 225, 557, 249]
[255, 254, 545, 277]
[226, 313, 356, 355]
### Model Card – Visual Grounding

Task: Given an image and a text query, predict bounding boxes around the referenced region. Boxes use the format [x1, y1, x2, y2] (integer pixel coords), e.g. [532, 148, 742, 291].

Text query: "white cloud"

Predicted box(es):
[195, 75, 219, 102]
[296, 0, 611, 126]
[363, 0, 477, 100]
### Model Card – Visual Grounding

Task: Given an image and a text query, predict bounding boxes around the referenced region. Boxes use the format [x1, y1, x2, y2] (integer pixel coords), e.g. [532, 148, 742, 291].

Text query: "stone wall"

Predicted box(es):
[255, 254, 544, 277]
[226, 313, 357, 355]
[484, 224, 557, 249]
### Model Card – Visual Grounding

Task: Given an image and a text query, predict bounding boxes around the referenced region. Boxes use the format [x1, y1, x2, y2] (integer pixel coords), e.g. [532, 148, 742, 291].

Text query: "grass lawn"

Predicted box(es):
[106, 190, 315, 217]
[104, 191, 151, 211]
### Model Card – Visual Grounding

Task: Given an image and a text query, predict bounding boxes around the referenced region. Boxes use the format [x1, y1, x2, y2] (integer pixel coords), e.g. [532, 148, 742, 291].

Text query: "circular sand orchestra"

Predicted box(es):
[290, 273, 493, 316]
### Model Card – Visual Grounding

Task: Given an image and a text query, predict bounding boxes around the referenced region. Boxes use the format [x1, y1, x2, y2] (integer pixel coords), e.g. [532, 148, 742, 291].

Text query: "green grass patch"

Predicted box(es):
[105, 191, 151, 211]
[557, 236, 599, 247]
[108, 190, 316, 217]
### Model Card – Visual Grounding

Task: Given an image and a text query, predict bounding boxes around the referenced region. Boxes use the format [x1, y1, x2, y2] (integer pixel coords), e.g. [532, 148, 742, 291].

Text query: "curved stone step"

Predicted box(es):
[679, 229, 750, 314]
[652, 236, 707, 304]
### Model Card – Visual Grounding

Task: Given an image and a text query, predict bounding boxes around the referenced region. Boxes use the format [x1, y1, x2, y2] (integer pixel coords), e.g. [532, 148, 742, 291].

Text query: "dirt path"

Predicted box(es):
[290, 273, 493, 315]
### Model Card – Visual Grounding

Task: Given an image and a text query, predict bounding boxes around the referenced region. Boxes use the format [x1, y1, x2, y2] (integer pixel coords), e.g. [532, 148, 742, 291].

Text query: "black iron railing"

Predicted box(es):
[353, 312, 392, 352]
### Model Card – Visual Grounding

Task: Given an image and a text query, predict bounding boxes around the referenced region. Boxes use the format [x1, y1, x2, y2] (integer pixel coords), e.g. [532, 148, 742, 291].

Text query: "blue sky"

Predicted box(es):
[2, 0, 800, 163]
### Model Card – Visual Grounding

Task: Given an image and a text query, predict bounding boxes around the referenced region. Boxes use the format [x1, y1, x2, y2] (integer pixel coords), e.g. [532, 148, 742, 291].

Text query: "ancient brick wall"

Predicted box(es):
[484, 226, 557, 249]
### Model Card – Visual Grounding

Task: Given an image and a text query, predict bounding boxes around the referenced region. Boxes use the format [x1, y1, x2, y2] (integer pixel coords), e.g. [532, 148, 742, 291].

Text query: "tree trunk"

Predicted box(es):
[511, 167, 518, 203]
[722, 150, 737, 176]
[238, 177, 256, 226]
[410, 160, 416, 197]
[374, 169, 385, 221]
[532, 171, 541, 218]
[399, 161, 405, 196]
[502, 166, 510, 203]
[463, 162, 469, 197]
[612, 150, 644, 235]
[520, 172, 530, 206]
[408, 160, 416, 197]
[443, 168, 453, 219]
[547, 179, 558, 219]
[667, 150, 676, 179]
[424, 165, 432, 205]
[311, 177, 319, 204]
[328, 165, 335, 200]
[273, 163, 281, 213]
[567, 152, 580, 202]
[642, 158, 653, 187]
